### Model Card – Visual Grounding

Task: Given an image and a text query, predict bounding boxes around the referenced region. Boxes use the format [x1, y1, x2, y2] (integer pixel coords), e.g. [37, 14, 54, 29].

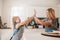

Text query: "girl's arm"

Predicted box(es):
[34, 17, 51, 26]
[16, 16, 34, 29]
[16, 9, 36, 29]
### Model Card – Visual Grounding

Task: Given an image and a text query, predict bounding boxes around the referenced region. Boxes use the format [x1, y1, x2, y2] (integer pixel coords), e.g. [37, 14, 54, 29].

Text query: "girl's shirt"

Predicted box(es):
[13, 22, 24, 36]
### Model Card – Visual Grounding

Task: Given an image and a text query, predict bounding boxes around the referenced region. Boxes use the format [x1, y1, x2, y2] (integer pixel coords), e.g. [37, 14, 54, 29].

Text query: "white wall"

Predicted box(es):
[57, 5, 60, 25]
[2, 0, 60, 27]
[0, 0, 3, 16]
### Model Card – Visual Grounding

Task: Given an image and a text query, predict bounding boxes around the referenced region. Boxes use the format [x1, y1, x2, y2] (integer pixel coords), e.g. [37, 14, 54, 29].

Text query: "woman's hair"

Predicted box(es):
[47, 8, 56, 26]
[47, 8, 56, 20]
[12, 16, 21, 24]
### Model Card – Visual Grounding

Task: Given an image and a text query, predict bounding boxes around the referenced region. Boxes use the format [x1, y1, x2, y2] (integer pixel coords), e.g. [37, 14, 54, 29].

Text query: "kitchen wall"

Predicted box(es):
[1, 0, 60, 27]
[0, 0, 3, 16]
[58, 5, 60, 25]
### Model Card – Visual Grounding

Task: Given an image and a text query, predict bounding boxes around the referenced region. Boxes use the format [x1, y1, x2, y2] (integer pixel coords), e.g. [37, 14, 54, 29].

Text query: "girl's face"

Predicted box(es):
[16, 18, 20, 23]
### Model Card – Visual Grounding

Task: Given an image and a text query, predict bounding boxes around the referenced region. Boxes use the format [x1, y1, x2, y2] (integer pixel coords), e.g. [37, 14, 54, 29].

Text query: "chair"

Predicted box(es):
[0, 16, 2, 28]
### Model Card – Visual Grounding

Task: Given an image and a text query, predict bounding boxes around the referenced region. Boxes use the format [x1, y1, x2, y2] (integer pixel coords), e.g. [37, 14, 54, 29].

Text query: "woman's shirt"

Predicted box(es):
[43, 18, 57, 32]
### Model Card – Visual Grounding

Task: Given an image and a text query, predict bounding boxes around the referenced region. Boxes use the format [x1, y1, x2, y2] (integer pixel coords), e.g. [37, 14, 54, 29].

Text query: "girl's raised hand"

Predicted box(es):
[33, 8, 36, 17]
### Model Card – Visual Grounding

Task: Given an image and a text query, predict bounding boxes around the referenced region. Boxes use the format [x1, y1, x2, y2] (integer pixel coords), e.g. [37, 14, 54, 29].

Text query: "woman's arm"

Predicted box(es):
[34, 17, 51, 26]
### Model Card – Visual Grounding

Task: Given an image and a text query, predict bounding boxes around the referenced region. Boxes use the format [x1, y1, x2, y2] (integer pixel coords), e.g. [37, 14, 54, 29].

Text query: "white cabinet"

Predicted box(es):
[1, 29, 13, 40]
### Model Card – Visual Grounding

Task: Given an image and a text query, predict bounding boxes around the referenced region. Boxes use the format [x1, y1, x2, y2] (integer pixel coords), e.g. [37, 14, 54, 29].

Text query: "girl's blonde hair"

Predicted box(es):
[12, 16, 21, 24]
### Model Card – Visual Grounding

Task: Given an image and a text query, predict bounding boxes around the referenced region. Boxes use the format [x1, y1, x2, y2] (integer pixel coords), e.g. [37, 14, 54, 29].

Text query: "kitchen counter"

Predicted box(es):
[0, 29, 60, 40]
[22, 28, 60, 40]
[0, 29, 13, 40]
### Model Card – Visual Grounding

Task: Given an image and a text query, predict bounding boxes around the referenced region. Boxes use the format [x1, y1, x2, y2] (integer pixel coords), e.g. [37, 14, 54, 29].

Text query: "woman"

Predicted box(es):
[34, 8, 57, 32]
[11, 14, 35, 40]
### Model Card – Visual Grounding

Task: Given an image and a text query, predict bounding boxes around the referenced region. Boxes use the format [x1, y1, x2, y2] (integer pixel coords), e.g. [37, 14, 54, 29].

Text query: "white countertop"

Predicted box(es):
[0, 29, 60, 40]
[0, 29, 13, 40]
[22, 29, 60, 40]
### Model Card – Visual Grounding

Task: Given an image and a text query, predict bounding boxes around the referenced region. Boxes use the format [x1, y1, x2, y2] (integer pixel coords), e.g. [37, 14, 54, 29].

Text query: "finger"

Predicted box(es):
[34, 9, 36, 17]
[34, 9, 36, 14]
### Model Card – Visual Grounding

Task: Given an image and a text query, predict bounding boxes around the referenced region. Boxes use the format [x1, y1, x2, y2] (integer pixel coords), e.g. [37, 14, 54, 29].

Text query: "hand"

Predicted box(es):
[31, 8, 36, 17]
[34, 17, 39, 24]
[16, 23, 20, 29]
[34, 16, 37, 20]
[33, 13, 36, 17]
[34, 8, 36, 17]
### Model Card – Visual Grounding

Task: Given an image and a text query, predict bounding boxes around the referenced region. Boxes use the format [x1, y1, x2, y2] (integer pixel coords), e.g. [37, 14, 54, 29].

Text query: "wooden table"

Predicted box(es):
[41, 32, 60, 37]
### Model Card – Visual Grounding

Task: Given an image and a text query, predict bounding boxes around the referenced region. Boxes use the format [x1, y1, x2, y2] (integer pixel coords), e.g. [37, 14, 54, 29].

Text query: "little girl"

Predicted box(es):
[10, 14, 35, 40]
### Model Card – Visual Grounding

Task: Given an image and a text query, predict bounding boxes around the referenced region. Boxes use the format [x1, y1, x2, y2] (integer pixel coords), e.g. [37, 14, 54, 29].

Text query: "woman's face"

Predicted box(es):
[46, 11, 51, 19]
